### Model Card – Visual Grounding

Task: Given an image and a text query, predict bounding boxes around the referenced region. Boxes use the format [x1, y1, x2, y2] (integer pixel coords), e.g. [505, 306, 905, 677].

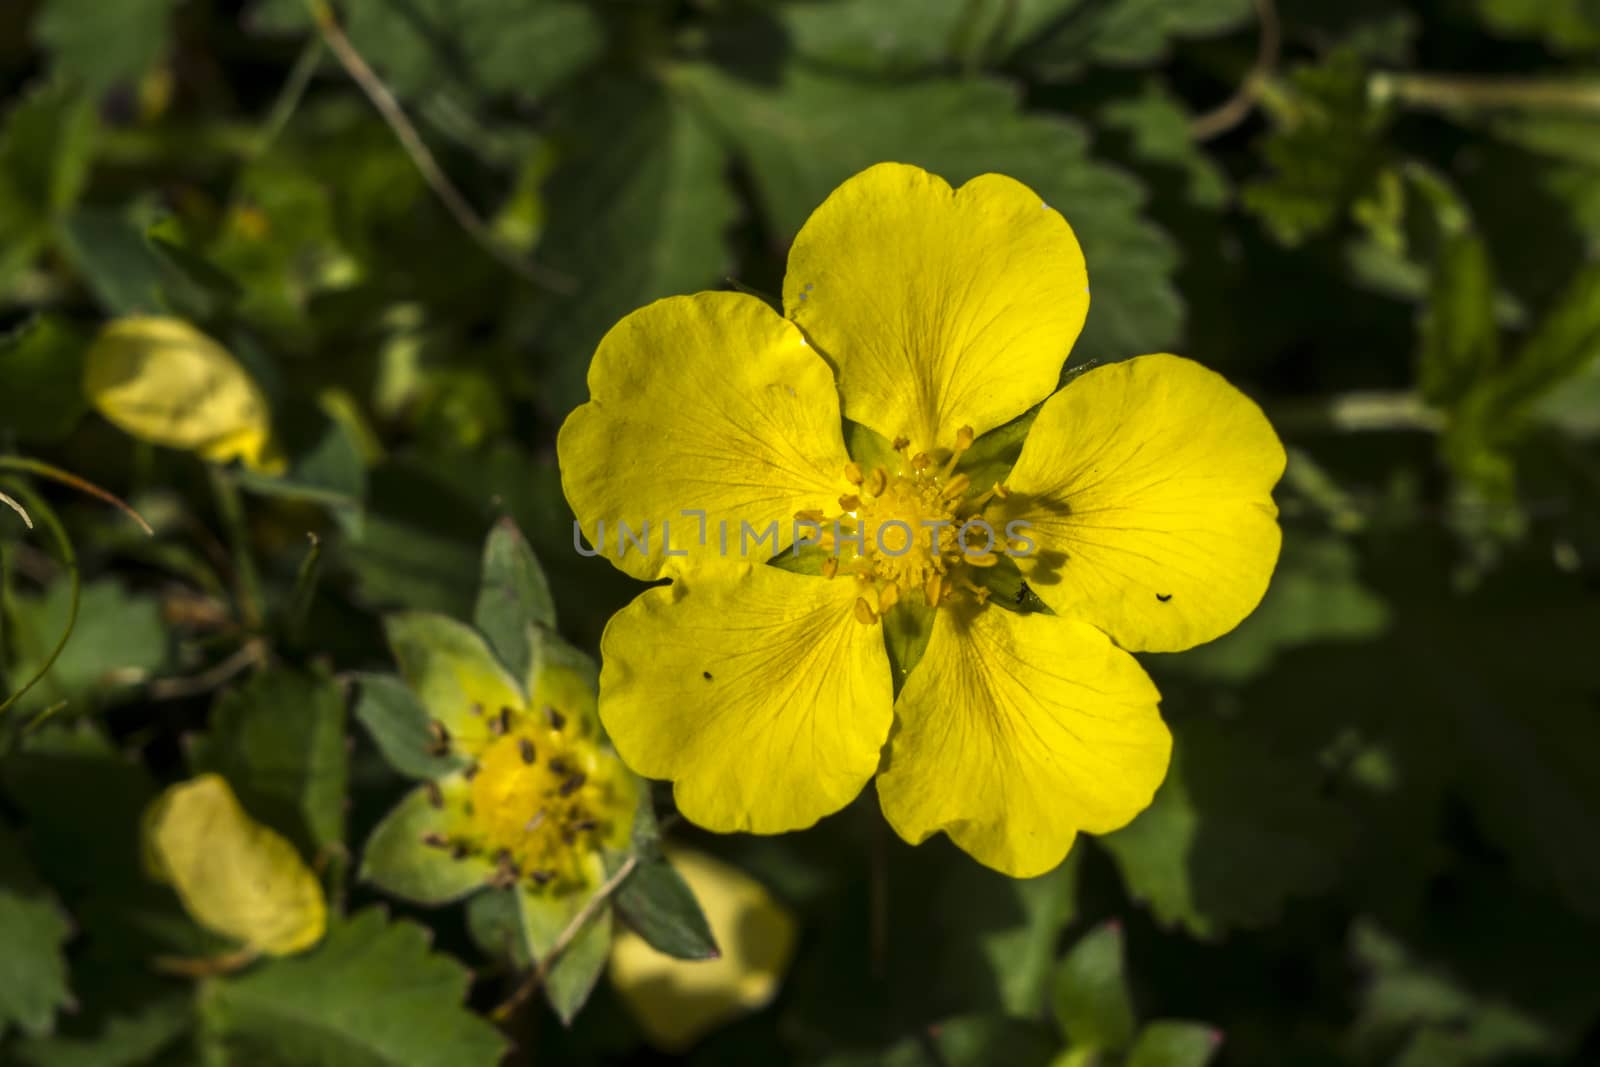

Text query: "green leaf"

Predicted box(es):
[1419, 233, 1500, 406]
[33, 0, 182, 92]
[1243, 50, 1390, 246]
[187, 667, 348, 860]
[978, 855, 1080, 1017]
[1100, 83, 1229, 210]
[775, 0, 990, 74]
[1350, 921, 1559, 1065]
[615, 854, 720, 961]
[517, 881, 612, 1025]
[1475, 0, 1600, 50]
[0, 828, 74, 1040]
[529, 78, 738, 413]
[473, 517, 556, 683]
[4, 579, 168, 715]
[58, 209, 234, 319]
[1101, 715, 1354, 938]
[353, 674, 466, 781]
[1126, 1021, 1223, 1067]
[200, 909, 508, 1067]
[1051, 922, 1136, 1053]
[0, 84, 94, 280]
[0, 315, 90, 443]
[360, 780, 493, 906]
[820, 1015, 1059, 1067]
[345, 514, 480, 619]
[1010, 0, 1253, 76]
[1493, 260, 1600, 418]
[670, 63, 1181, 366]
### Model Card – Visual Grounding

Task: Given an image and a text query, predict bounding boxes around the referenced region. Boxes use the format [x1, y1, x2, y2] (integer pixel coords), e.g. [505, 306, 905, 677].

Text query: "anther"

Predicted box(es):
[529, 869, 555, 886]
[426, 720, 450, 756]
[965, 552, 1000, 568]
[545, 706, 566, 731]
[891, 436, 911, 453]
[878, 583, 901, 613]
[821, 557, 839, 580]
[559, 772, 588, 797]
[425, 781, 444, 809]
[844, 462, 864, 485]
[910, 452, 931, 472]
[924, 573, 946, 606]
[794, 508, 826, 524]
[524, 810, 547, 832]
[421, 831, 450, 849]
[838, 493, 861, 511]
[939, 473, 971, 501]
[519, 738, 537, 764]
[853, 597, 878, 625]
[469, 702, 485, 716]
[571, 818, 599, 833]
[865, 468, 888, 497]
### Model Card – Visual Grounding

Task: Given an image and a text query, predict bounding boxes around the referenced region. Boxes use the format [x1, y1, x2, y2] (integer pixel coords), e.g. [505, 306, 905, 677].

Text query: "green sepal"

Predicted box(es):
[360, 778, 493, 906]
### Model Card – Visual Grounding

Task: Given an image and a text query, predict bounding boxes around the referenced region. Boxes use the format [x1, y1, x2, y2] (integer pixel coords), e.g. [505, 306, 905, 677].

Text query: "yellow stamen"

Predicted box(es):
[821, 557, 839, 579]
[854, 597, 878, 625]
[844, 461, 864, 485]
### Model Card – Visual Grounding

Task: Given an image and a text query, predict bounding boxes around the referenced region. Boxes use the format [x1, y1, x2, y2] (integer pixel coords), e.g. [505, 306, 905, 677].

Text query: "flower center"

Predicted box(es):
[810, 426, 1010, 620]
[461, 707, 626, 891]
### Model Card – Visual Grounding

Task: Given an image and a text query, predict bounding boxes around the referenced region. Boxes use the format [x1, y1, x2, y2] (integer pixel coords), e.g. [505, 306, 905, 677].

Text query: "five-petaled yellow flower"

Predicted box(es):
[559, 162, 1285, 878]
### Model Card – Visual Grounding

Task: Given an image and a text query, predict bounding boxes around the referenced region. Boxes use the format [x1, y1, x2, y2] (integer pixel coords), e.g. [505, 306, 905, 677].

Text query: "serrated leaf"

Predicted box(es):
[473, 518, 556, 682]
[1101, 715, 1354, 938]
[0, 315, 90, 443]
[144, 774, 326, 957]
[529, 77, 737, 413]
[187, 668, 348, 860]
[1126, 1021, 1223, 1067]
[775, 0, 989, 74]
[353, 673, 466, 781]
[1052, 922, 1135, 1053]
[1420, 233, 1500, 406]
[1244, 50, 1389, 245]
[201, 908, 508, 1067]
[670, 63, 1180, 367]
[0, 828, 74, 1040]
[33, 0, 182, 92]
[360, 779, 493, 905]
[615, 854, 719, 961]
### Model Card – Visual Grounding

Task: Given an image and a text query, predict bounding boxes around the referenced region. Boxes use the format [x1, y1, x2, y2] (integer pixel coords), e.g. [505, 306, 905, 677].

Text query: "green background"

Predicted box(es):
[3, 0, 1599, 1064]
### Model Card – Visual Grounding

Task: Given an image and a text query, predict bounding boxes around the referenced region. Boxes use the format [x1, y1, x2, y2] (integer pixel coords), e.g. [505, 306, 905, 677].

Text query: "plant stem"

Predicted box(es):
[208, 467, 265, 631]
[1371, 73, 1600, 115]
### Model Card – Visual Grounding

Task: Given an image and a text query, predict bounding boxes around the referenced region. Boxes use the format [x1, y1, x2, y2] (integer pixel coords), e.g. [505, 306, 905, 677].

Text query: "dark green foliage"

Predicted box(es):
[2, 1, 1599, 1065]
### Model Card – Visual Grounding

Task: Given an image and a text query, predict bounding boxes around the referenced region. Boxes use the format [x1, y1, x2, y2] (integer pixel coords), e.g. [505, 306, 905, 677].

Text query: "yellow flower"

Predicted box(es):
[609, 847, 797, 1052]
[558, 163, 1285, 877]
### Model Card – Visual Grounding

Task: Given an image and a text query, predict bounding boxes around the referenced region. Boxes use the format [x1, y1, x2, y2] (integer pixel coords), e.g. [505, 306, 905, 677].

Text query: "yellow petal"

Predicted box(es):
[599, 564, 892, 833]
[143, 774, 326, 956]
[83, 316, 278, 471]
[783, 162, 1088, 453]
[877, 604, 1169, 879]
[609, 846, 797, 1052]
[558, 292, 852, 581]
[1001, 354, 1286, 653]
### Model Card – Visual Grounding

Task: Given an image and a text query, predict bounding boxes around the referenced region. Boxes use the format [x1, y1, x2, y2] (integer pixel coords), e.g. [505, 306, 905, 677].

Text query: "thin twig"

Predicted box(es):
[0, 457, 153, 535]
[0, 482, 79, 718]
[1190, 0, 1281, 141]
[493, 854, 640, 1022]
[146, 639, 267, 702]
[253, 37, 324, 158]
[0, 490, 31, 529]
[303, 0, 572, 292]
